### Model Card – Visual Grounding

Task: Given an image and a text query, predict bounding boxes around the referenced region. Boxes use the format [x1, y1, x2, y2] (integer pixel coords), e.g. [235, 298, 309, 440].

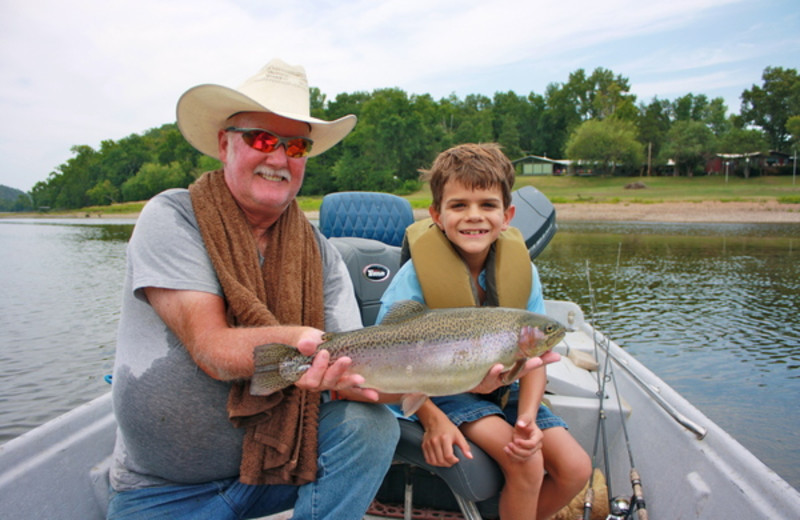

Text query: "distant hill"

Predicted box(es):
[1, 184, 25, 200]
[0, 184, 33, 211]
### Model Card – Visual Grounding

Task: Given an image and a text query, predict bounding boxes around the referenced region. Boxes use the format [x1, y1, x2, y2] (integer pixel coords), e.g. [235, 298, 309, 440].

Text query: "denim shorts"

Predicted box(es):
[430, 383, 568, 430]
[390, 383, 568, 430]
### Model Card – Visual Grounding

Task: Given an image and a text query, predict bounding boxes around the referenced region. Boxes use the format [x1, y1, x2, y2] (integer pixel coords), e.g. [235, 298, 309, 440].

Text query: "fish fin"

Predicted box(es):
[401, 393, 429, 417]
[251, 343, 299, 396]
[501, 359, 527, 385]
[381, 300, 428, 325]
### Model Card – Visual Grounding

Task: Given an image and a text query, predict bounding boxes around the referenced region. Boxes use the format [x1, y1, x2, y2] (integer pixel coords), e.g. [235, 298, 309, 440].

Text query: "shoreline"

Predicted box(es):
[551, 200, 800, 224]
[4, 200, 800, 224]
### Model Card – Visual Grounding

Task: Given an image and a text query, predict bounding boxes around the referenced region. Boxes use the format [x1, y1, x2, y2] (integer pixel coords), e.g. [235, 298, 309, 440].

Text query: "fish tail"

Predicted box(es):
[251, 343, 300, 395]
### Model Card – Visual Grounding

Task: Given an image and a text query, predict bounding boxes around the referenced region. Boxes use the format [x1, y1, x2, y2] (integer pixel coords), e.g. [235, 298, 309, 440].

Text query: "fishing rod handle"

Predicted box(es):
[582, 487, 594, 520]
[630, 468, 648, 520]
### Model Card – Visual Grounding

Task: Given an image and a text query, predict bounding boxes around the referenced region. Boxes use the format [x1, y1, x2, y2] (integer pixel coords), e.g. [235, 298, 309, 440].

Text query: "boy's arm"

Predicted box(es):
[518, 366, 546, 418]
[415, 399, 473, 467]
[505, 367, 546, 461]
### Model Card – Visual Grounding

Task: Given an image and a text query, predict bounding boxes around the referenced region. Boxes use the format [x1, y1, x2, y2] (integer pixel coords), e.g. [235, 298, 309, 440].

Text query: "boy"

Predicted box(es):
[376, 143, 591, 519]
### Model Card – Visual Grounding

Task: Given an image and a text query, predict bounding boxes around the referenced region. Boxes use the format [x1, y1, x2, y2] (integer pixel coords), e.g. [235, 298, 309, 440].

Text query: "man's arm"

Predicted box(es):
[144, 286, 375, 396]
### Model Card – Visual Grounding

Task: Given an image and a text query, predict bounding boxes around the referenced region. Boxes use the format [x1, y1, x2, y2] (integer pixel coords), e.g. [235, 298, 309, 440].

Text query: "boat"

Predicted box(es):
[2, 188, 799, 519]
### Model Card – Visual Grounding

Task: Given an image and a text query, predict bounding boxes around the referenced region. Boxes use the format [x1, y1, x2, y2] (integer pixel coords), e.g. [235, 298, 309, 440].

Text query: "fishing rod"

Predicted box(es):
[590, 333, 707, 440]
[585, 247, 650, 520]
[583, 259, 614, 520]
[609, 358, 648, 519]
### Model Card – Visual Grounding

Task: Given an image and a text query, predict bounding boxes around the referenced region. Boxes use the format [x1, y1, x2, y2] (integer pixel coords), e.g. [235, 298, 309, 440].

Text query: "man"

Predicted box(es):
[108, 59, 398, 520]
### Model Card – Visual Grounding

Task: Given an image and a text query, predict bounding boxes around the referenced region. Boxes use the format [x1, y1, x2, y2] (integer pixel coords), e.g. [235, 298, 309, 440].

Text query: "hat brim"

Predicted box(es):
[177, 84, 356, 158]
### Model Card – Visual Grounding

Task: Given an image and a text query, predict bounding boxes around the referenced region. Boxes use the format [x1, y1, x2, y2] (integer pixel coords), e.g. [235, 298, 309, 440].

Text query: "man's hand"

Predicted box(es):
[470, 350, 560, 395]
[293, 329, 379, 401]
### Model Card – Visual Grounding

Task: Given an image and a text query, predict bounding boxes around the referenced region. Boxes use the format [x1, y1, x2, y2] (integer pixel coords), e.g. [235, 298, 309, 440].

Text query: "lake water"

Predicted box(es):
[0, 217, 798, 491]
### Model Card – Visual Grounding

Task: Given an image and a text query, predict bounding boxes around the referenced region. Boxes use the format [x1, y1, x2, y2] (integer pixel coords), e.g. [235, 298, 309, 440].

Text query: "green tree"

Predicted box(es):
[30, 174, 58, 209]
[741, 66, 800, 151]
[566, 118, 644, 175]
[523, 92, 548, 156]
[98, 135, 151, 188]
[492, 91, 527, 157]
[786, 115, 800, 148]
[542, 82, 581, 157]
[704, 98, 731, 136]
[452, 94, 494, 145]
[53, 145, 101, 208]
[150, 124, 202, 168]
[332, 88, 441, 191]
[121, 161, 192, 201]
[672, 93, 707, 121]
[659, 120, 716, 176]
[716, 128, 768, 154]
[587, 68, 637, 120]
[12, 193, 33, 211]
[303, 90, 372, 195]
[636, 97, 672, 172]
[86, 179, 120, 205]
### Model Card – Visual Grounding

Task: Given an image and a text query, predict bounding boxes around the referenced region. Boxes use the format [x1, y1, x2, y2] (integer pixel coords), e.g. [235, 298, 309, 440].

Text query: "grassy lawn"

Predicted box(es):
[407, 175, 800, 207]
[514, 174, 800, 204]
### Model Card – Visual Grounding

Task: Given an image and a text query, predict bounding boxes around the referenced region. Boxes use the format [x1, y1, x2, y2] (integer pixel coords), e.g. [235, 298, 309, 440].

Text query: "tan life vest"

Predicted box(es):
[402, 218, 532, 310]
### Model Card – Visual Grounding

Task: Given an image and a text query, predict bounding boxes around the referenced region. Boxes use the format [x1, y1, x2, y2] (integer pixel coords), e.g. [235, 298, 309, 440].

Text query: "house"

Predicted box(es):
[512, 155, 571, 175]
[706, 151, 793, 176]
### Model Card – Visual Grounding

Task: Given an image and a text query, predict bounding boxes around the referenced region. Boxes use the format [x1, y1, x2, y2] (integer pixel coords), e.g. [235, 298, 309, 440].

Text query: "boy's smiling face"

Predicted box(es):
[430, 179, 515, 269]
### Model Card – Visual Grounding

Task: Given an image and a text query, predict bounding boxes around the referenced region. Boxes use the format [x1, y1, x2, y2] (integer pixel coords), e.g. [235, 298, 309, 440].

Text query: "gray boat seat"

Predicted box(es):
[319, 191, 415, 247]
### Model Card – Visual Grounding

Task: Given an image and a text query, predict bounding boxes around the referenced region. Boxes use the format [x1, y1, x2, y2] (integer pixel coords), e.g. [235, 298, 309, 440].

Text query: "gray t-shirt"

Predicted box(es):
[109, 188, 362, 491]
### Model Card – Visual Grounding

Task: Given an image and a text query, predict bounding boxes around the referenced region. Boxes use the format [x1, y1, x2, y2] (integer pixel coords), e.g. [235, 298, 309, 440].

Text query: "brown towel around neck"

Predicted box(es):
[189, 169, 325, 485]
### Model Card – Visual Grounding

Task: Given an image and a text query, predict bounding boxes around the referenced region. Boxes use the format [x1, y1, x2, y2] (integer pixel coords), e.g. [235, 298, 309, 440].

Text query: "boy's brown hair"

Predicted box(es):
[421, 143, 515, 211]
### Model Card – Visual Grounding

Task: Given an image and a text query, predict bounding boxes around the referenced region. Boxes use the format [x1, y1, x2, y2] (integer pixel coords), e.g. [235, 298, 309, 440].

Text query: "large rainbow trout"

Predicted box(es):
[251, 301, 566, 415]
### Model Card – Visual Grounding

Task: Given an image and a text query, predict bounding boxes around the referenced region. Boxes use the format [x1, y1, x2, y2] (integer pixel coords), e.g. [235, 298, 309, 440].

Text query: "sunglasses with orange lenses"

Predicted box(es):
[225, 127, 313, 158]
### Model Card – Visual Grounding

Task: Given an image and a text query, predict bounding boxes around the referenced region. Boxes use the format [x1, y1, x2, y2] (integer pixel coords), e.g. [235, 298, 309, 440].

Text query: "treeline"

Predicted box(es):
[28, 66, 800, 211]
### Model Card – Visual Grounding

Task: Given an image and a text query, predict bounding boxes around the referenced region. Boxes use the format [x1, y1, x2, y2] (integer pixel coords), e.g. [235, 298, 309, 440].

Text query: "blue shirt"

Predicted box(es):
[376, 259, 546, 324]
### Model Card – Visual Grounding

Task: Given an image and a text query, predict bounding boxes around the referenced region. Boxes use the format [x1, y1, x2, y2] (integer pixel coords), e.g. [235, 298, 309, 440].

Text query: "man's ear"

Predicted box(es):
[217, 130, 229, 164]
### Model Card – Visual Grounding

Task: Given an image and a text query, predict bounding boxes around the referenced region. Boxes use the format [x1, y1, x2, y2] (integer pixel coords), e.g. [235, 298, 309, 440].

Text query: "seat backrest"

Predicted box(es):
[319, 191, 415, 247]
[329, 237, 401, 327]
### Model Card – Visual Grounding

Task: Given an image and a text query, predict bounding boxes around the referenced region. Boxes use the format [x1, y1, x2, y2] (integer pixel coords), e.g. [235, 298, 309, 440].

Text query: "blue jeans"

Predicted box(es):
[107, 400, 399, 520]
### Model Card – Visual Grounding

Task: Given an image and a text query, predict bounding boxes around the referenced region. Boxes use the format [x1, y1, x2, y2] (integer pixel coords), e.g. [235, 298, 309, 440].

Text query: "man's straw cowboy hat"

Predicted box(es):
[177, 58, 356, 158]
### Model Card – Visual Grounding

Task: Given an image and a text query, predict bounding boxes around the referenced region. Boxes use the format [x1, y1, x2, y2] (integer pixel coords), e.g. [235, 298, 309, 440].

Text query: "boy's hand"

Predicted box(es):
[504, 413, 543, 462]
[422, 418, 473, 467]
[471, 350, 560, 394]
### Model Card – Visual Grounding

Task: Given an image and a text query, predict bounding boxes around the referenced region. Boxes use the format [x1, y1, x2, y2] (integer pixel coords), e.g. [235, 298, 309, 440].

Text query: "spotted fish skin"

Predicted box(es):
[251, 300, 565, 403]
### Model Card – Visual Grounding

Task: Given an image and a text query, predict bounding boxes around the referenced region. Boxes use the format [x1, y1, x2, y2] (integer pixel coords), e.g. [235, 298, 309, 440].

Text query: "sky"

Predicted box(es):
[1, 0, 798, 192]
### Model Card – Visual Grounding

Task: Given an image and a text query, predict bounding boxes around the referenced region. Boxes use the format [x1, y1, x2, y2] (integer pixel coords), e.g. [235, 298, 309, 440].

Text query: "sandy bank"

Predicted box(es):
[551, 200, 800, 224]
